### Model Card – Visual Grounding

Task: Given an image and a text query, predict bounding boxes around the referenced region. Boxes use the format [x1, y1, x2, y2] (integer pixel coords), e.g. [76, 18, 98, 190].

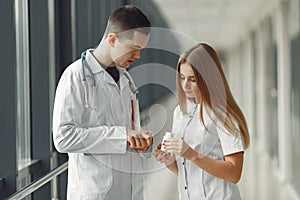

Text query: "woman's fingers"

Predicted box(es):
[152, 148, 177, 165]
[159, 153, 170, 163]
[164, 138, 190, 157]
[164, 138, 180, 151]
[152, 150, 170, 163]
[164, 138, 180, 146]
[157, 143, 162, 150]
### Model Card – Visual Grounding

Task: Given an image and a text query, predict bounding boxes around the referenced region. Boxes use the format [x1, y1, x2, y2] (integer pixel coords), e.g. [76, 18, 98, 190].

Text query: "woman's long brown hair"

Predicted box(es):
[177, 43, 250, 149]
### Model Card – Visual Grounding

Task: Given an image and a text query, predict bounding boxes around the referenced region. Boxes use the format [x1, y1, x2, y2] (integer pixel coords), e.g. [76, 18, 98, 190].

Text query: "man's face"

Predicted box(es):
[110, 30, 150, 68]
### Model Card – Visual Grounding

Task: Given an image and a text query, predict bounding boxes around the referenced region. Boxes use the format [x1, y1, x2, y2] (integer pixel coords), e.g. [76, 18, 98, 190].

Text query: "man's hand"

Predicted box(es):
[126, 129, 153, 152]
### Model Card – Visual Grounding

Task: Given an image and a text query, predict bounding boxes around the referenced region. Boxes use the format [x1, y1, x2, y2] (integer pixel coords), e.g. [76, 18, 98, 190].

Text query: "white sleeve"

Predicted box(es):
[52, 68, 127, 154]
[216, 119, 244, 156]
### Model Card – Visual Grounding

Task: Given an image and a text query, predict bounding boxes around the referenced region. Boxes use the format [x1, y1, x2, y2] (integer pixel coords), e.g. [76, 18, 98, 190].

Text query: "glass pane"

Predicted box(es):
[251, 32, 258, 139]
[291, 31, 300, 198]
[15, 0, 31, 192]
[264, 17, 279, 165]
[290, 0, 300, 195]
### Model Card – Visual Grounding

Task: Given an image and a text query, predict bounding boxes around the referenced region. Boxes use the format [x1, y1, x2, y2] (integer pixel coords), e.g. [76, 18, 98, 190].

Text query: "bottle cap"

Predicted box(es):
[165, 132, 173, 137]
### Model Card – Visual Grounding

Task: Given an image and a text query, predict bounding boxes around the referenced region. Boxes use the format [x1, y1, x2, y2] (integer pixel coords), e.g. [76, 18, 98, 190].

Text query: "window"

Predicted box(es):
[251, 32, 258, 139]
[15, 0, 32, 196]
[263, 17, 279, 166]
[290, 0, 300, 195]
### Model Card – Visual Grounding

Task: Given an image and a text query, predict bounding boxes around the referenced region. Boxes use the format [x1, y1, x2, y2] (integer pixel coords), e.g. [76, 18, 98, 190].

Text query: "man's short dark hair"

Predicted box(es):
[103, 5, 151, 38]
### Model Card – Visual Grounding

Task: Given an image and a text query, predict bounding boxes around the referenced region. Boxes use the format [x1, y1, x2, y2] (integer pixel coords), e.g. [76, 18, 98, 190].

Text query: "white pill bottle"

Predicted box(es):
[161, 132, 173, 152]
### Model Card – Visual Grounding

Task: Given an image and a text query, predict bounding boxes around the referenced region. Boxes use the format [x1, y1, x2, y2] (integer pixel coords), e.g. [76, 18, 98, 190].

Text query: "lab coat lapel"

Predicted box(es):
[118, 68, 132, 128]
[118, 67, 130, 91]
[104, 73, 118, 86]
[119, 74, 129, 91]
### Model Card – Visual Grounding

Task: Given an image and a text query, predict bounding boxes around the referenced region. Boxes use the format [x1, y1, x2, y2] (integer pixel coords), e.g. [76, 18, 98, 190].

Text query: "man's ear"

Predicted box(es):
[108, 33, 117, 47]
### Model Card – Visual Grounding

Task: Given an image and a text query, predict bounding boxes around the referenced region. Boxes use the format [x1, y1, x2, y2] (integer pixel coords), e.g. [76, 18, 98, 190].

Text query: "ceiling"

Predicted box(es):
[152, 0, 265, 52]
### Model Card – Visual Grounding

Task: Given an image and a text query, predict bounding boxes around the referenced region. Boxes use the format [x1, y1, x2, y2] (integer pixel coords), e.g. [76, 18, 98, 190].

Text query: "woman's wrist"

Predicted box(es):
[185, 148, 196, 160]
[189, 150, 205, 162]
[164, 155, 176, 165]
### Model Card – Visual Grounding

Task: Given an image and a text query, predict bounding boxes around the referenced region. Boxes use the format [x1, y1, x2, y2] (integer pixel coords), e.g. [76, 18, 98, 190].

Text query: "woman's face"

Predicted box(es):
[179, 62, 200, 102]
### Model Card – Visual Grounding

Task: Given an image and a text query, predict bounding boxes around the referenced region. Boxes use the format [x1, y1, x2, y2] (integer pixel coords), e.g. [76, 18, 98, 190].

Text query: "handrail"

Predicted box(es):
[6, 162, 68, 200]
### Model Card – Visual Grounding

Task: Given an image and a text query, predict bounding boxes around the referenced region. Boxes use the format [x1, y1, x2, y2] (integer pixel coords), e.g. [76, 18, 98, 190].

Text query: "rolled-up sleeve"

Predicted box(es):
[216, 120, 244, 156]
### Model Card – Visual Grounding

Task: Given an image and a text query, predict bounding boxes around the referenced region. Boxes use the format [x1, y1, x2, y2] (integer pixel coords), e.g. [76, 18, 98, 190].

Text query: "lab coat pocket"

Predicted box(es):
[77, 107, 99, 127]
[77, 154, 113, 194]
[77, 96, 107, 127]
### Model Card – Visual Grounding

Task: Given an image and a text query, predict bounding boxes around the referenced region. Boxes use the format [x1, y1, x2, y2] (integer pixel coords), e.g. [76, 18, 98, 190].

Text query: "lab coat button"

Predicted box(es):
[184, 186, 187, 190]
[182, 161, 185, 165]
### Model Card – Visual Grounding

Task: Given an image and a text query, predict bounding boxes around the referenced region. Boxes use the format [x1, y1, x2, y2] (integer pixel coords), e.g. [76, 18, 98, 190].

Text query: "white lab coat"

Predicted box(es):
[53, 50, 145, 200]
[172, 101, 244, 200]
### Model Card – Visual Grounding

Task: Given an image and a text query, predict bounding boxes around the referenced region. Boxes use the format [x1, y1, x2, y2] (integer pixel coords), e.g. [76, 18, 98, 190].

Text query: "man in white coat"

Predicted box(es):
[52, 5, 152, 200]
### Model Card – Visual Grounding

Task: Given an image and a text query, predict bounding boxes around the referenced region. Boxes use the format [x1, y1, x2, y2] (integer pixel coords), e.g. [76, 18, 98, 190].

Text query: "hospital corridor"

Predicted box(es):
[1, 0, 300, 199]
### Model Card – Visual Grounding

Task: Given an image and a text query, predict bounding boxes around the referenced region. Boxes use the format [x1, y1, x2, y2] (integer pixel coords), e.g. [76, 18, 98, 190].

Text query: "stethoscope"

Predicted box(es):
[81, 50, 138, 108]
[81, 51, 96, 108]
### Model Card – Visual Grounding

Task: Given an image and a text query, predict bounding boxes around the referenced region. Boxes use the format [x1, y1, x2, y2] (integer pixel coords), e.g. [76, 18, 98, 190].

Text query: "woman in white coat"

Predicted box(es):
[53, 5, 152, 200]
[153, 43, 250, 199]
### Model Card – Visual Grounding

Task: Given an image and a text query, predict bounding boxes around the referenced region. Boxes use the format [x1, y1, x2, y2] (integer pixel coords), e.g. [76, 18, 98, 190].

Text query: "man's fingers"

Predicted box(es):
[146, 137, 153, 146]
[139, 137, 148, 148]
[137, 132, 152, 149]
[128, 136, 136, 148]
[141, 131, 152, 142]
[127, 129, 153, 151]
[141, 129, 151, 136]
[134, 136, 142, 148]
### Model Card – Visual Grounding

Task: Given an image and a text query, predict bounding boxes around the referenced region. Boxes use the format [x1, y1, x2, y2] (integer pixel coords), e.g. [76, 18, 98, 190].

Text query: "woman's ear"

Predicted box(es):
[108, 33, 117, 47]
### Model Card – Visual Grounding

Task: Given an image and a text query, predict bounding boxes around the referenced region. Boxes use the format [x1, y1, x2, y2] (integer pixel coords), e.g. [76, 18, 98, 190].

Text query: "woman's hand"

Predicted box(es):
[152, 144, 176, 166]
[164, 138, 196, 160]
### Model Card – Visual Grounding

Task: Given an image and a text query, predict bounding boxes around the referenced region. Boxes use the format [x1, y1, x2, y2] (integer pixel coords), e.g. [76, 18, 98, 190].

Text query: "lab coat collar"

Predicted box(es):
[85, 49, 117, 86]
[85, 49, 130, 89]
[186, 99, 198, 115]
[85, 49, 105, 74]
